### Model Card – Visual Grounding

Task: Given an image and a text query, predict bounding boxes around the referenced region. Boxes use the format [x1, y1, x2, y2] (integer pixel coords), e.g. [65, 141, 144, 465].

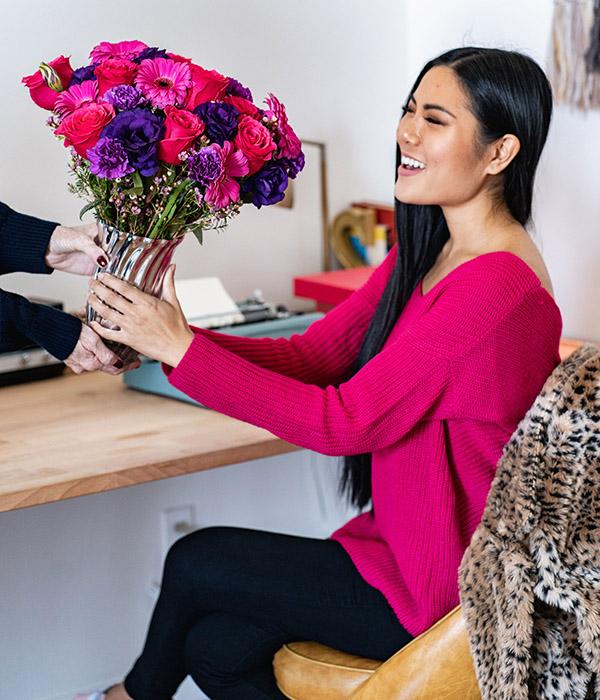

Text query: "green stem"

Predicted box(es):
[147, 179, 193, 239]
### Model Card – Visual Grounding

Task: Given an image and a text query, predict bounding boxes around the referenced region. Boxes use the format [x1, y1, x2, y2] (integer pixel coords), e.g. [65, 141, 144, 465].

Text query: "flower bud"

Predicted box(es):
[39, 62, 64, 92]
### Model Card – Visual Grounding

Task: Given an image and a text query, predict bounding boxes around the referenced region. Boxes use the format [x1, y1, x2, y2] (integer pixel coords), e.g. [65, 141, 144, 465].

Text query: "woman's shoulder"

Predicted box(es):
[442, 247, 555, 304]
[419, 248, 562, 336]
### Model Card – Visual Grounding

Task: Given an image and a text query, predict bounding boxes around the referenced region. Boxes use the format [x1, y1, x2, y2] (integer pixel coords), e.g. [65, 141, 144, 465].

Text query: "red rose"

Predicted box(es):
[185, 64, 229, 110]
[234, 115, 276, 174]
[224, 95, 259, 117]
[22, 55, 74, 111]
[94, 58, 138, 96]
[167, 52, 192, 63]
[54, 102, 115, 157]
[157, 106, 205, 165]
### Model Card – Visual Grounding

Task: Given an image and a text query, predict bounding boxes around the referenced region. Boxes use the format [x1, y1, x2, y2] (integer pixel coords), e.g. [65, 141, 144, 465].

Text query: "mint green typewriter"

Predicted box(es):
[124, 286, 323, 408]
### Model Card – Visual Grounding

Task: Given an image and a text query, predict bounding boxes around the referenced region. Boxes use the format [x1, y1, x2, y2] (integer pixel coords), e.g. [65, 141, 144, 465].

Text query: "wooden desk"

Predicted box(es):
[0, 372, 300, 513]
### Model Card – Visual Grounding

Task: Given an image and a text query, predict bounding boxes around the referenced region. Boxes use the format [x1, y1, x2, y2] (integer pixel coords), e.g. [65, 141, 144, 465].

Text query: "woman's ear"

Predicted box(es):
[486, 134, 521, 175]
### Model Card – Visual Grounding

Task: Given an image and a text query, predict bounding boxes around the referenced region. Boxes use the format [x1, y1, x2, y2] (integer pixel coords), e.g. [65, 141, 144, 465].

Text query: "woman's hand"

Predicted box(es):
[87, 264, 194, 367]
[45, 222, 107, 275]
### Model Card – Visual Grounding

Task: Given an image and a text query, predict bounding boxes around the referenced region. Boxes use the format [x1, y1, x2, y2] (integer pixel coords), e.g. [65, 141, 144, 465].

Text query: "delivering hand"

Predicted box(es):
[65, 323, 140, 375]
[45, 222, 107, 276]
[88, 265, 194, 368]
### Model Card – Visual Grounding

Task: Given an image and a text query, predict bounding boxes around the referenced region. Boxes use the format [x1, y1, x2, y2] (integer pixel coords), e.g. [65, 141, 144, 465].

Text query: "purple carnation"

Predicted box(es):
[193, 102, 239, 146]
[103, 85, 145, 110]
[87, 137, 134, 179]
[241, 161, 288, 208]
[102, 108, 164, 177]
[225, 77, 253, 102]
[187, 145, 224, 184]
[133, 47, 170, 63]
[69, 64, 97, 86]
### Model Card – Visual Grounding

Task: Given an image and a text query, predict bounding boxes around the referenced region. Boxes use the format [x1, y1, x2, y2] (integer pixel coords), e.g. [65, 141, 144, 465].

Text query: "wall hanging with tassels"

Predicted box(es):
[549, 0, 600, 109]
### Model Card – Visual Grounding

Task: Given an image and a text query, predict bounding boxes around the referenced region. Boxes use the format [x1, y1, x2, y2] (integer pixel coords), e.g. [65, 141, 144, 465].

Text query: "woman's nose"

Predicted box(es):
[398, 121, 420, 146]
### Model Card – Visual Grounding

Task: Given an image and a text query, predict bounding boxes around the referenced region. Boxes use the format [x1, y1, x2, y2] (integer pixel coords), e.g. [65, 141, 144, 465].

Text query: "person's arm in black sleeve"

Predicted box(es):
[0, 289, 81, 360]
[0, 201, 59, 275]
[0, 201, 80, 359]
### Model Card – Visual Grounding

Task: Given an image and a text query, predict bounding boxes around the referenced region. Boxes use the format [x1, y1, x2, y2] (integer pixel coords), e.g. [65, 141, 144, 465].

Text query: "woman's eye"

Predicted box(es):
[425, 117, 442, 125]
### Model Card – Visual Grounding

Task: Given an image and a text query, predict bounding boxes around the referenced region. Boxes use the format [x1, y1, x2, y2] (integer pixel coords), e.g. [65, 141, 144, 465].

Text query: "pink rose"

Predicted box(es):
[157, 106, 205, 165]
[22, 55, 74, 111]
[94, 58, 138, 96]
[185, 64, 229, 110]
[234, 115, 276, 175]
[225, 95, 259, 117]
[54, 102, 115, 157]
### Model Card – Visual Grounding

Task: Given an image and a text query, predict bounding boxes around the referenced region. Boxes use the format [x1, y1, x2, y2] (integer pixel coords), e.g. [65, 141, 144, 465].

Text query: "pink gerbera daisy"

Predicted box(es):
[54, 81, 99, 118]
[135, 58, 191, 109]
[90, 40, 148, 63]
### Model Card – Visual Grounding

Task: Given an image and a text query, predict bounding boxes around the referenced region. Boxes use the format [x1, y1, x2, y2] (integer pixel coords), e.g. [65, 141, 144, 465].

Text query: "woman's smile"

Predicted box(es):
[398, 153, 427, 177]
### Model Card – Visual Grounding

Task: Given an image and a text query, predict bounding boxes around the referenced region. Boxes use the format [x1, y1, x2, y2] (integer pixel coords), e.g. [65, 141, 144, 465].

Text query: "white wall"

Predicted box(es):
[2, 1, 600, 698]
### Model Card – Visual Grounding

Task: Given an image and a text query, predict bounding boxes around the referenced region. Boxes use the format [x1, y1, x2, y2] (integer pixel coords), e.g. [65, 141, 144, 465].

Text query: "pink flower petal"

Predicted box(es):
[225, 148, 250, 178]
[55, 81, 99, 117]
[205, 176, 240, 209]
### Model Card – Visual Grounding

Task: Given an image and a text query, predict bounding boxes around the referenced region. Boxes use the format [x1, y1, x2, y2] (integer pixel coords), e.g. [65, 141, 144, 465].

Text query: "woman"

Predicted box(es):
[0, 201, 133, 373]
[81, 47, 562, 699]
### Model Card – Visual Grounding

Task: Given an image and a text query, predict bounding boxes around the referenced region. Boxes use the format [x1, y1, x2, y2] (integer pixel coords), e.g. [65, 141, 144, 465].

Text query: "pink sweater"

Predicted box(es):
[165, 244, 563, 636]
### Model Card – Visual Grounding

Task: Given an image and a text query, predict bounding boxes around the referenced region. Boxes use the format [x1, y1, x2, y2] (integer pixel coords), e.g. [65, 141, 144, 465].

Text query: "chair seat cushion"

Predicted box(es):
[273, 641, 382, 700]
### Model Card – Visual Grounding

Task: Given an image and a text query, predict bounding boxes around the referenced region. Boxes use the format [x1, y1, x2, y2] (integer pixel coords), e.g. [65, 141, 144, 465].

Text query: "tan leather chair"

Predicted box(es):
[273, 605, 480, 699]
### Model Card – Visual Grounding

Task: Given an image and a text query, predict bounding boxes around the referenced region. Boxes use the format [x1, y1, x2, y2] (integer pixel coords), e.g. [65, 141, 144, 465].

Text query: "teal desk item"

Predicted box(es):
[124, 312, 324, 407]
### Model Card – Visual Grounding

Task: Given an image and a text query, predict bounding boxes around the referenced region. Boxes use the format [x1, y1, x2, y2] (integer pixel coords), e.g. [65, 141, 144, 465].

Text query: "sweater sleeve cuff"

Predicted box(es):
[29, 305, 82, 360]
[163, 333, 216, 396]
[1, 210, 58, 274]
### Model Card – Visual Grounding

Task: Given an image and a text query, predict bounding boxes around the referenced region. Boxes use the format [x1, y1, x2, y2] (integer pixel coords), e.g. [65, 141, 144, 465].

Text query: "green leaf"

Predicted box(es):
[124, 171, 144, 196]
[191, 227, 203, 245]
[79, 198, 103, 220]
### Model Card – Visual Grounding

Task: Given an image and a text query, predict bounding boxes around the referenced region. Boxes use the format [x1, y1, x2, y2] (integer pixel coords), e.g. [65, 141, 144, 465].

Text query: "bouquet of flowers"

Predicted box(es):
[22, 39, 305, 243]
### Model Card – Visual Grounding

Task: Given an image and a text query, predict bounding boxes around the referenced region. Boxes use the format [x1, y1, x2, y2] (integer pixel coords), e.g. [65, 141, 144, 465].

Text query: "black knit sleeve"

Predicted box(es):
[0, 288, 81, 360]
[0, 201, 58, 274]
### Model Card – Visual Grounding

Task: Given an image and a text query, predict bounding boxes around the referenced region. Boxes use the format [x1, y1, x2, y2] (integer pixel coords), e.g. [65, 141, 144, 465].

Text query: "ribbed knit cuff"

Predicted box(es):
[1, 209, 58, 274]
[28, 304, 81, 360]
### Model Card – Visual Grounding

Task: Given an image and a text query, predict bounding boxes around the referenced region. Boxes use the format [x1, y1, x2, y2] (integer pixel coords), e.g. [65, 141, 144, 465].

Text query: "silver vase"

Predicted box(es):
[86, 221, 184, 365]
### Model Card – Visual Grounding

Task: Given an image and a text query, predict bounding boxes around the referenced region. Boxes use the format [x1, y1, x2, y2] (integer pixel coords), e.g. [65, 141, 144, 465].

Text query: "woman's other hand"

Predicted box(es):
[45, 222, 107, 275]
[88, 265, 194, 367]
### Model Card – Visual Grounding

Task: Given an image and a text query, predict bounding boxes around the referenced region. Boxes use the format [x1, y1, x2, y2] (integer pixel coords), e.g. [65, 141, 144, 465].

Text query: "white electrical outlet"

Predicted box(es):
[161, 505, 196, 555]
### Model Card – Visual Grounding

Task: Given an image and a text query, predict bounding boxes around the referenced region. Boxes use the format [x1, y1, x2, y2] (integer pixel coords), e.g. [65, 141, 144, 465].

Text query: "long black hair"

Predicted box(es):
[340, 47, 553, 509]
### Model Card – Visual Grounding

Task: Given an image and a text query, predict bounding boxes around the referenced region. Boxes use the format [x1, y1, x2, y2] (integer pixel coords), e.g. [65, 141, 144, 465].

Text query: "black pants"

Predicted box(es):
[124, 527, 412, 699]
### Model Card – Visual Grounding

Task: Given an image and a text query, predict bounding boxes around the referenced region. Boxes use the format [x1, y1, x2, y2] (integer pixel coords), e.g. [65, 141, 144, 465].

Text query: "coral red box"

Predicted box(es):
[294, 267, 373, 312]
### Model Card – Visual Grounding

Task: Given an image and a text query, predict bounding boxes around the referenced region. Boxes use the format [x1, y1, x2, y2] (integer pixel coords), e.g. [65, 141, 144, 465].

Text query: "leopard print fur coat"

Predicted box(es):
[459, 343, 600, 700]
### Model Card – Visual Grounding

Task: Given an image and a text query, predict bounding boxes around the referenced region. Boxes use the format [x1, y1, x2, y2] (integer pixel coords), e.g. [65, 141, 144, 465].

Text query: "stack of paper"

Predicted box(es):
[174, 277, 245, 328]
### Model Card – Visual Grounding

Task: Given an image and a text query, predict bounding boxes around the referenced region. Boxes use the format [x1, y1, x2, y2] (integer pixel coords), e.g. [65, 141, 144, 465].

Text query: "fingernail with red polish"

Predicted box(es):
[97, 256, 108, 267]
[114, 360, 124, 369]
